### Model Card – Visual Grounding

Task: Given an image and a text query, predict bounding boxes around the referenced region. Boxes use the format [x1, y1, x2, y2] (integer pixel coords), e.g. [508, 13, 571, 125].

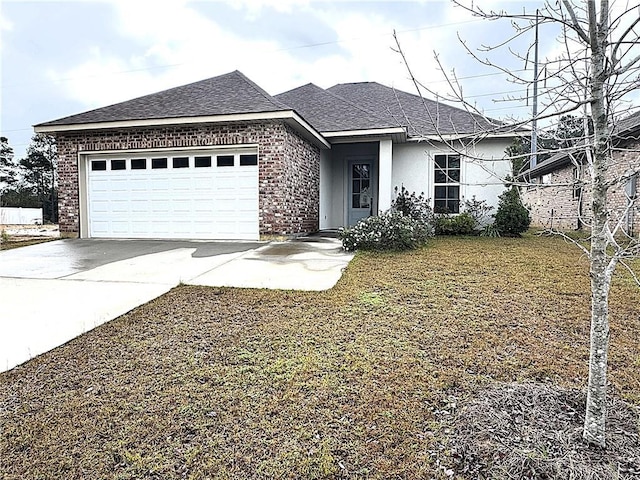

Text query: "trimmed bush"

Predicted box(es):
[494, 187, 531, 236]
[340, 210, 432, 251]
[435, 212, 476, 235]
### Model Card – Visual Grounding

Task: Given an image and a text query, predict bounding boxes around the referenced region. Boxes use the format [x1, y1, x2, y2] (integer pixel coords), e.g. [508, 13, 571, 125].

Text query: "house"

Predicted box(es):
[521, 111, 640, 235]
[35, 70, 517, 240]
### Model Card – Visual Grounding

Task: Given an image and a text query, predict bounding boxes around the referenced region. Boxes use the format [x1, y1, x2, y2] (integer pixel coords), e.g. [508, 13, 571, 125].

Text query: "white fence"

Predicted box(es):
[0, 207, 43, 225]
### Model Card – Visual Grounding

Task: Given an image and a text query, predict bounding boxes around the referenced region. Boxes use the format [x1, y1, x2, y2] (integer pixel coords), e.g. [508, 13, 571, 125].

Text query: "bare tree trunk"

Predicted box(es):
[583, 0, 611, 448]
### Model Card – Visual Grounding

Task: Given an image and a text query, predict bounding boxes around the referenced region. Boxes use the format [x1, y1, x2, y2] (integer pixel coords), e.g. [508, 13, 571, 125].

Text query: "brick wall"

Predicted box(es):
[55, 121, 320, 237]
[522, 140, 640, 235]
[600, 144, 640, 236]
[521, 165, 582, 230]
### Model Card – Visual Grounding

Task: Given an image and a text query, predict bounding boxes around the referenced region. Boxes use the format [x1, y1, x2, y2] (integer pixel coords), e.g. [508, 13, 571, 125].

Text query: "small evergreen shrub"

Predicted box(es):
[339, 210, 432, 251]
[461, 196, 494, 230]
[494, 187, 531, 236]
[435, 212, 476, 235]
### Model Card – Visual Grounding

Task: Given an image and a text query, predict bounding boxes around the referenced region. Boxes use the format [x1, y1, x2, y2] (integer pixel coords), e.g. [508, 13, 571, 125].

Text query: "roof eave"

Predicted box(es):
[520, 151, 586, 179]
[34, 110, 330, 149]
[322, 127, 407, 144]
[408, 131, 523, 142]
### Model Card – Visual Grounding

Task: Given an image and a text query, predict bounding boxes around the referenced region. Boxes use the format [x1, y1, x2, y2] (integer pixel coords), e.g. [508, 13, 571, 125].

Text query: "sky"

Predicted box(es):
[1, 0, 638, 160]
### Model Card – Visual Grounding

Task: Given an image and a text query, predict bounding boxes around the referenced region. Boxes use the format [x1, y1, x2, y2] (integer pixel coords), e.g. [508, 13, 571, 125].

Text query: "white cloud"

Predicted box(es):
[224, 0, 310, 19]
[48, 0, 411, 106]
[0, 2, 13, 35]
[43, 0, 545, 120]
[0, 14, 13, 32]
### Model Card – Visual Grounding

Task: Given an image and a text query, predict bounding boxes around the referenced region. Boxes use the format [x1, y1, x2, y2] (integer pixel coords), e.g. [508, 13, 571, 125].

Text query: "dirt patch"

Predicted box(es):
[1, 224, 60, 239]
[450, 382, 640, 479]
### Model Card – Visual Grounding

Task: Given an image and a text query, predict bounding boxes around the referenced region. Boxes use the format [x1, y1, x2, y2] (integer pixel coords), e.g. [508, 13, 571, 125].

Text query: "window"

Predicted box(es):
[173, 157, 189, 168]
[195, 156, 212, 168]
[131, 158, 146, 170]
[91, 160, 107, 171]
[572, 167, 582, 199]
[625, 173, 638, 199]
[111, 159, 126, 170]
[152, 158, 167, 169]
[433, 154, 460, 213]
[217, 155, 234, 167]
[239, 154, 258, 166]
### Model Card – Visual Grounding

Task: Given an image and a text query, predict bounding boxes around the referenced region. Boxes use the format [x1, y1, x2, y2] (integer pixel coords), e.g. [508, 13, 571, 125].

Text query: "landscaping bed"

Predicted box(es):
[1, 235, 638, 479]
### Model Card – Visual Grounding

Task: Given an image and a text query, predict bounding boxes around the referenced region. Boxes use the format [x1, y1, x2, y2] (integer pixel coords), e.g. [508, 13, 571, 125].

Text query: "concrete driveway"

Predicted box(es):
[0, 237, 353, 372]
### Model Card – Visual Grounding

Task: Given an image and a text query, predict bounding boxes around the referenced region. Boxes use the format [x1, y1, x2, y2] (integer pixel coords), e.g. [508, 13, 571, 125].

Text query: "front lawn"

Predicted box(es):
[1, 235, 638, 479]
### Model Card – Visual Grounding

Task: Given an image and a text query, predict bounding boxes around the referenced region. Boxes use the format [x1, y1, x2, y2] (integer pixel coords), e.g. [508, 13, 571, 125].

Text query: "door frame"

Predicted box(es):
[345, 156, 377, 226]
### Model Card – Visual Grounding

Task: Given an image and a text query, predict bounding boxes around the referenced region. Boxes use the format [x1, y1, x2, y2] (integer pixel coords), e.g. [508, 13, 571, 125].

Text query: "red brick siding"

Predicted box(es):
[55, 121, 320, 237]
[522, 140, 640, 234]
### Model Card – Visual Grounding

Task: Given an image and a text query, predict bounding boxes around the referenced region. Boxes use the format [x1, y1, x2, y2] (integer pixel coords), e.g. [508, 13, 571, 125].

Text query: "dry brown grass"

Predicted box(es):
[0, 237, 57, 250]
[1, 234, 639, 479]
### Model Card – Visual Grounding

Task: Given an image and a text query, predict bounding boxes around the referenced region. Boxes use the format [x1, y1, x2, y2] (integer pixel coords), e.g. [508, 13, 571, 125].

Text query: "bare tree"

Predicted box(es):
[396, 0, 640, 447]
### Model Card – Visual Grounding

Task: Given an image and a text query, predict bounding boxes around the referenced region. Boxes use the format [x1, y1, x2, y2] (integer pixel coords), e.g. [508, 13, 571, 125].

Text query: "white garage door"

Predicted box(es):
[86, 149, 259, 240]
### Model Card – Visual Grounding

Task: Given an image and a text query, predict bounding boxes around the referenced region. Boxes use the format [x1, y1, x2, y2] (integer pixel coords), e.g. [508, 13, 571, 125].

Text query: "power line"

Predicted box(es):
[1, 17, 489, 90]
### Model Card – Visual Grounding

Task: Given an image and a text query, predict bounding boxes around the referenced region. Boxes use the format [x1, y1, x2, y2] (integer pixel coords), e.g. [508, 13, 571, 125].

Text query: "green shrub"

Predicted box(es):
[339, 210, 432, 251]
[494, 187, 531, 236]
[480, 223, 501, 237]
[435, 212, 477, 235]
[339, 186, 436, 251]
[391, 186, 434, 227]
[461, 196, 494, 230]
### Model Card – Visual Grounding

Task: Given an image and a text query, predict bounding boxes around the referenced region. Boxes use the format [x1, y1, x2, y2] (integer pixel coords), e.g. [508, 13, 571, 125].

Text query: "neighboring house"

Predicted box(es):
[35, 70, 517, 240]
[521, 111, 640, 235]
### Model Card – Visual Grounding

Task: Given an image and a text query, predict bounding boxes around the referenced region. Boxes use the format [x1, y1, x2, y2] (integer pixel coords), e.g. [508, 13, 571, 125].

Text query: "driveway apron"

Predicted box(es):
[0, 237, 352, 372]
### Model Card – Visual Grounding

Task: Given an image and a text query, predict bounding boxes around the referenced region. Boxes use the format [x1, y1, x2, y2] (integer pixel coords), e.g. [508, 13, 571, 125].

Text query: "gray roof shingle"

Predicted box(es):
[37, 70, 291, 127]
[36, 70, 512, 139]
[327, 82, 502, 136]
[274, 83, 396, 132]
[522, 110, 640, 177]
[614, 110, 640, 136]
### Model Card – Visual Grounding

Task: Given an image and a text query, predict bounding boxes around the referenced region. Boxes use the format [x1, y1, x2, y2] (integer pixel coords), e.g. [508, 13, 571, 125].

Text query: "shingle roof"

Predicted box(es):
[522, 110, 640, 177]
[274, 83, 396, 132]
[36, 70, 291, 127]
[36, 70, 512, 139]
[327, 82, 502, 136]
[614, 110, 640, 136]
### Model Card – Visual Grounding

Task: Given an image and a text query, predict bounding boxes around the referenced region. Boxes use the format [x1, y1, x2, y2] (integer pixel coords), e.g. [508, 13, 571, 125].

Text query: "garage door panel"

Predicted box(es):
[130, 199, 151, 213]
[194, 180, 213, 192]
[151, 200, 171, 213]
[88, 150, 259, 240]
[110, 221, 131, 234]
[171, 202, 192, 215]
[131, 220, 152, 234]
[111, 200, 130, 214]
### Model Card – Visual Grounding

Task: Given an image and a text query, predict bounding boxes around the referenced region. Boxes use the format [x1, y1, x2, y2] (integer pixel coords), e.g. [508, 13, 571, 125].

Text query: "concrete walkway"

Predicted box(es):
[0, 237, 353, 372]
